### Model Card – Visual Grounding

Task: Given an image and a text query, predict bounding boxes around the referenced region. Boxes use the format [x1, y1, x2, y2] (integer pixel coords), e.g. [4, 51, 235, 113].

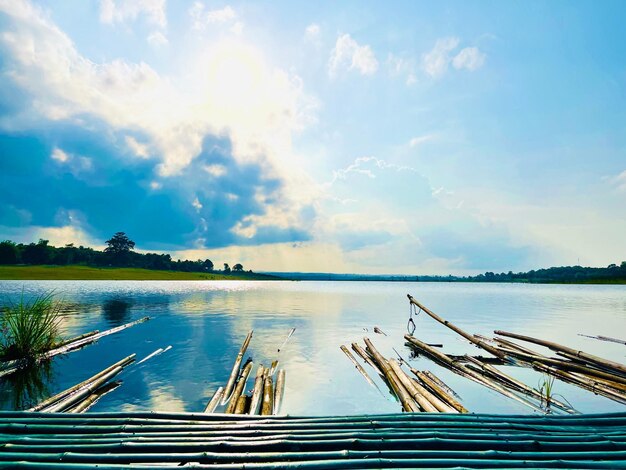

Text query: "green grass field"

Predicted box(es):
[0, 265, 280, 281]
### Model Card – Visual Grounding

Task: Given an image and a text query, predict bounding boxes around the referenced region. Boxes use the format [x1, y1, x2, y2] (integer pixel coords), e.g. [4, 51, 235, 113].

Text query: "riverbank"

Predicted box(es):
[0, 265, 280, 281]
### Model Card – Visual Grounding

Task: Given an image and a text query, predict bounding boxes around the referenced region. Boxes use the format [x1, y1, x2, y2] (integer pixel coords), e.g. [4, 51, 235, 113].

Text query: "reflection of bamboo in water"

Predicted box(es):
[67, 381, 121, 413]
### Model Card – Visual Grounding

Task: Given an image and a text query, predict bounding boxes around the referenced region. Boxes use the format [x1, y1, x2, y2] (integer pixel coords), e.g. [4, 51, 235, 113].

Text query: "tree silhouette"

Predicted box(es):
[104, 232, 135, 266]
[233, 263, 243, 272]
[223, 263, 231, 273]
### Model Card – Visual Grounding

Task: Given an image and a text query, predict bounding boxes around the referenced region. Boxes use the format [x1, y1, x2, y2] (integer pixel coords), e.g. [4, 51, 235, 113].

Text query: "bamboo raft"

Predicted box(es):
[1, 411, 626, 468]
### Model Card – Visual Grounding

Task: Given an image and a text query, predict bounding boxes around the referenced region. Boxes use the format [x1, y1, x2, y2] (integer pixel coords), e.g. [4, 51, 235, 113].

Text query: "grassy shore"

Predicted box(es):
[0, 265, 280, 281]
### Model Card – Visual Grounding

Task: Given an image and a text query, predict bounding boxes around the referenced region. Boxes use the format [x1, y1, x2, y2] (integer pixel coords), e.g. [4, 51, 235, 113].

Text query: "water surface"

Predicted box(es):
[1, 281, 625, 415]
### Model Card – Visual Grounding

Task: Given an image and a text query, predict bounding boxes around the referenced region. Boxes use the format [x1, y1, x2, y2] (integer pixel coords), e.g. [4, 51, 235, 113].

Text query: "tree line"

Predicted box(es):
[0, 232, 248, 274]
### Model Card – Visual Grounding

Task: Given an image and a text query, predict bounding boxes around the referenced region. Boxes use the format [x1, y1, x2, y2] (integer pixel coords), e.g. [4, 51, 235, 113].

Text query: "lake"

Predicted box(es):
[1, 280, 625, 415]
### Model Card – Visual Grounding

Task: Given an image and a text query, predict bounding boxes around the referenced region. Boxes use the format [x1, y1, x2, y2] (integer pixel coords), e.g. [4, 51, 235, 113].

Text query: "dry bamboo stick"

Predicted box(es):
[352, 343, 384, 374]
[424, 370, 462, 400]
[203, 387, 224, 413]
[415, 371, 468, 413]
[225, 361, 253, 414]
[268, 360, 279, 377]
[28, 354, 135, 412]
[234, 396, 249, 414]
[221, 331, 253, 405]
[495, 330, 626, 378]
[261, 374, 274, 416]
[405, 335, 544, 413]
[137, 345, 172, 365]
[274, 369, 286, 415]
[277, 328, 296, 352]
[407, 295, 507, 359]
[402, 367, 458, 413]
[248, 366, 265, 415]
[580, 333, 626, 346]
[364, 338, 419, 412]
[387, 360, 438, 412]
[340, 346, 383, 396]
[67, 381, 121, 413]
[53, 330, 99, 349]
[463, 355, 577, 414]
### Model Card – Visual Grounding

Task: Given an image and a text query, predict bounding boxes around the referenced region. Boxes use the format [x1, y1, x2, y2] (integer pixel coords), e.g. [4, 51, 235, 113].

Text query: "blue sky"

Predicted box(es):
[0, 0, 624, 274]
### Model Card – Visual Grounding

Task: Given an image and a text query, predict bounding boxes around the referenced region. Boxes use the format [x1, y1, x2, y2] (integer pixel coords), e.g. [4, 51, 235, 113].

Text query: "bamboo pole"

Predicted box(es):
[414, 371, 468, 413]
[407, 295, 508, 359]
[340, 345, 384, 397]
[28, 354, 136, 412]
[137, 345, 172, 365]
[221, 330, 253, 405]
[495, 330, 626, 378]
[203, 387, 224, 413]
[261, 374, 274, 416]
[424, 371, 462, 400]
[580, 333, 626, 346]
[274, 369, 286, 415]
[53, 331, 99, 349]
[387, 360, 439, 412]
[268, 360, 279, 377]
[463, 355, 577, 414]
[249, 366, 265, 415]
[67, 381, 121, 414]
[225, 361, 253, 414]
[234, 396, 249, 414]
[364, 338, 419, 412]
[405, 335, 544, 413]
[277, 328, 296, 352]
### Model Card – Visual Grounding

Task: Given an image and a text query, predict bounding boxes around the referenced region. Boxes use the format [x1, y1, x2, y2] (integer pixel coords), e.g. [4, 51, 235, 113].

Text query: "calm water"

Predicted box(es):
[1, 281, 625, 415]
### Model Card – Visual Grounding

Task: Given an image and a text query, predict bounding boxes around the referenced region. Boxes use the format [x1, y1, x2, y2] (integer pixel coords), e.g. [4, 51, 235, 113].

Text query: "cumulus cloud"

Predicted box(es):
[328, 34, 378, 77]
[147, 30, 168, 47]
[452, 47, 486, 71]
[387, 53, 417, 85]
[607, 169, 626, 192]
[99, 0, 166, 27]
[125, 136, 151, 158]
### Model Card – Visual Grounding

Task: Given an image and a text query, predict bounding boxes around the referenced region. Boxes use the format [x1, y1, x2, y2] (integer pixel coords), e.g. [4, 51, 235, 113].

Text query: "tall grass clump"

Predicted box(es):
[0, 292, 62, 361]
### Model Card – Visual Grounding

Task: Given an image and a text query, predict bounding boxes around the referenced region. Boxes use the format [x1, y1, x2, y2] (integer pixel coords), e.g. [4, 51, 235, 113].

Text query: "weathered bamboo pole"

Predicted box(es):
[261, 374, 274, 416]
[407, 295, 507, 359]
[221, 331, 253, 405]
[268, 360, 279, 377]
[351, 343, 379, 370]
[464, 355, 577, 414]
[53, 331, 99, 349]
[137, 345, 172, 365]
[415, 371, 468, 413]
[234, 396, 249, 414]
[277, 328, 296, 352]
[67, 381, 121, 414]
[424, 371, 462, 400]
[364, 338, 418, 412]
[28, 354, 136, 412]
[203, 387, 224, 413]
[405, 335, 544, 413]
[225, 361, 253, 414]
[495, 330, 626, 377]
[249, 366, 265, 415]
[340, 345, 384, 396]
[580, 333, 626, 346]
[387, 360, 438, 412]
[403, 367, 458, 413]
[274, 369, 286, 415]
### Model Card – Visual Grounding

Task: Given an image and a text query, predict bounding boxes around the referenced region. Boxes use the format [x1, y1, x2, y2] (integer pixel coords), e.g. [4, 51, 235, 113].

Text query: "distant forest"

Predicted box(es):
[0, 233, 247, 274]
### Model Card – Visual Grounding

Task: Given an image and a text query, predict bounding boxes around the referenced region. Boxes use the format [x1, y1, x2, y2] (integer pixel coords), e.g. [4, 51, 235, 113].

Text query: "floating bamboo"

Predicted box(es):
[579, 334, 626, 346]
[340, 345, 384, 397]
[67, 381, 121, 413]
[221, 331, 253, 405]
[234, 396, 249, 414]
[225, 361, 253, 414]
[277, 328, 296, 352]
[248, 365, 265, 415]
[408, 295, 507, 360]
[424, 370, 462, 400]
[29, 354, 135, 412]
[203, 387, 224, 413]
[388, 360, 438, 412]
[261, 374, 274, 416]
[364, 338, 418, 412]
[274, 369, 286, 415]
[415, 370, 468, 413]
[495, 330, 626, 378]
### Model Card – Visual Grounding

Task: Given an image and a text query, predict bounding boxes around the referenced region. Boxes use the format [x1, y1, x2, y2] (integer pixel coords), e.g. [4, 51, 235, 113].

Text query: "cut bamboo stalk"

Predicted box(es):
[387, 360, 439, 412]
[261, 374, 274, 416]
[580, 333, 626, 346]
[53, 331, 99, 349]
[67, 381, 121, 413]
[340, 345, 384, 397]
[43, 366, 125, 413]
[274, 369, 286, 415]
[402, 367, 457, 413]
[364, 338, 419, 412]
[268, 360, 279, 377]
[424, 371, 462, 400]
[137, 345, 172, 365]
[203, 387, 224, 413]
[405, 335, 544, 413]
[463, 355, 577, 414]
[351, 343, 384, 376]
[249, 366, 265, 415]
[407, 295, 507, 360]
[221, 330, 253, 405]
[277, 328, 296, 352]
[225, 361, 253, 414]
[28, 354, 136, 412]
[234, 396, 249, 414]
[494, 337, 540, 356]
[415, 371, 468, 413]
[495, 330, 626, 378]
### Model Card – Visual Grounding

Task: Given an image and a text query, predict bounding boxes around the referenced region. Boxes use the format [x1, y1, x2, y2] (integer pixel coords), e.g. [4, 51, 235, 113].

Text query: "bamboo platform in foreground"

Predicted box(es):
[1, 411, 626, 468]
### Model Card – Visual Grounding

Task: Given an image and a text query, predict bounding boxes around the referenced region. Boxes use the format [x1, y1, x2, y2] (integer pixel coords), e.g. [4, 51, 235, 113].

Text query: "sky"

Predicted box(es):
[0, 0, 624, 275]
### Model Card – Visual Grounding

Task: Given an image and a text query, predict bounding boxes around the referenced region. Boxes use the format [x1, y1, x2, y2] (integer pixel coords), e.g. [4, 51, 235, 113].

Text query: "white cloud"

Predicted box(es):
[51, 147, 69, 163]
[99, 0, 166, 27]
[409, 135, 434, 147]
[607, 170, 626, 192]
[328, 34, 378, 77]
[147, 30, 168, 47]
[422, 37, 459, 78]
[329, 156, 417, 184]
[202, 164, 227, 177]
[387, 53, 417, 86]
[125, 136, 150, 158]
[452, 47, 486, 71]
[189, 3, 236, 29]
[305, 23, 320, 39]
[192, 196, 203, 212]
